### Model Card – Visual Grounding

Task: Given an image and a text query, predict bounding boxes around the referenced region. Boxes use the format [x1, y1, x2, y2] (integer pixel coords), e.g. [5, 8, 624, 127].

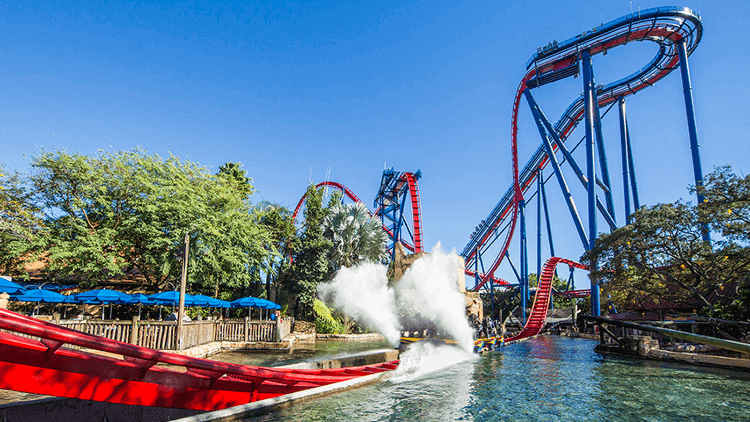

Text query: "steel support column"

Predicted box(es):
[592, 85, 616, 222]
[626, 122, 640, 210]
[582, 51, 600, 316]
[677, 39, 710, 243]
[519, 198, 528, 321]
[541, 174, 555, 258]
[505, 250, 522, 283]
[536, 170, 543, 281]
[532, 93, 617, 231]
[618, 97, 632, 222]
[524, 89, 588, 248]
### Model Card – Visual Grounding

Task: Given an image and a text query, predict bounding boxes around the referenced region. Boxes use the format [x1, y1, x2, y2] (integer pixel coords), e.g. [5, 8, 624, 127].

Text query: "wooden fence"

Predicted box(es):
[45, 316, 287, 350]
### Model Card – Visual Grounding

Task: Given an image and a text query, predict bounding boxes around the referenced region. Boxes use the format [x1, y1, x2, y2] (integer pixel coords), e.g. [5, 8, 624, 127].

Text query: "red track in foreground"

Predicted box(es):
[0, 309, 398, 411]
[505, 257, 588, 343]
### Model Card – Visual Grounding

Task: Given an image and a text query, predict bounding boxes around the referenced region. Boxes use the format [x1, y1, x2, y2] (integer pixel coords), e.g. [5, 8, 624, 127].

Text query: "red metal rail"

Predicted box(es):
[0, 309, 397, 411]
[404, 172, 423, 253]
[505, 257, 588, 342]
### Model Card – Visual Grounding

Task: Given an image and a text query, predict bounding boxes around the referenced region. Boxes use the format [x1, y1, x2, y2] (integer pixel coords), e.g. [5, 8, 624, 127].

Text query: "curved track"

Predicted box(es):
[0, 309, 397, 411]
[505, 257, 588, 343]
[462, 7, 702, 290]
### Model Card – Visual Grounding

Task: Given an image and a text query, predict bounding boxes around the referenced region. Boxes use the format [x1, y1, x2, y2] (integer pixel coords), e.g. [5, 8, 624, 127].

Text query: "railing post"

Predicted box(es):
[275, 315, 281, 342]
[244, 316, 249, 342]
[130, 316, 139, 345]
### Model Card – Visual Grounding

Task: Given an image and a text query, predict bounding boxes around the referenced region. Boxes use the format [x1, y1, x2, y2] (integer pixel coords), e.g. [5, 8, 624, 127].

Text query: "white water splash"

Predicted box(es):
[389, 342, 477, 383]
[395, 245, 475, 353]
[318, 262, 401, 346]
[318, 243, 475, 353]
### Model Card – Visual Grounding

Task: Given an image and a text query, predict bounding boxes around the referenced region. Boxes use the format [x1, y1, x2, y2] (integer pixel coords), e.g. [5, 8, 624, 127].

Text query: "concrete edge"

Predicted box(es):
[648, 349, 750, 370]
[167, 371, 393, 422]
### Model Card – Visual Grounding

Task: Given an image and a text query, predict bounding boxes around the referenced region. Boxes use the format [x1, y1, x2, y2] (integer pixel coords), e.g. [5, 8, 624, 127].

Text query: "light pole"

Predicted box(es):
[176, 233, 190, 351]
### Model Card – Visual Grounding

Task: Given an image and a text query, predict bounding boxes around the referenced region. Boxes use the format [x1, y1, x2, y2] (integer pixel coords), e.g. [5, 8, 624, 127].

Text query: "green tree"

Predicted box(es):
[281, 184, 332, 320]
[253, 201, 298, 302]
[583, 166, 750, 319]
[0, 164, 45, 275]
[25, 149, 274, 292]
[695, 165, 750, 244]
[323, 201, 388, 269]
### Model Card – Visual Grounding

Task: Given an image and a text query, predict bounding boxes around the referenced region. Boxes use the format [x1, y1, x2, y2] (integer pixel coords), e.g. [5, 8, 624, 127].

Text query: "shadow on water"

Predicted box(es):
[242, 336, 750, 422]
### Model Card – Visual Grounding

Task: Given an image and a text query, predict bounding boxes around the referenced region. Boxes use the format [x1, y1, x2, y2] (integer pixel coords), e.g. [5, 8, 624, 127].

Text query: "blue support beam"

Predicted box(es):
[541, 174, 555, 258]
[536, 169, 543, 282]
[618, 97, 632, 222]
[519, 198, 528, 321]
[592, 85, 617, 223]
[626, 123, 640, 210]
[540, 172, 558, 280]
[505, 250, 522, 283]
[582, 50, 600, 317]
[524, 89, 588, 248]
[677, 39, 710, 243]
[532, 93, 618, 231]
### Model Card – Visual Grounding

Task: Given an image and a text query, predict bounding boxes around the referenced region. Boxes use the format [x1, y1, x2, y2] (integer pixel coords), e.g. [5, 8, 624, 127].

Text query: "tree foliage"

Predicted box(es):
[0, 164, 45, 274]
[280, 184, 332, 320]
[12, 149, 275, 292]
[323, 201, 388, 269]
[253, 201, 298, 300]
[584, 166, 750, 320]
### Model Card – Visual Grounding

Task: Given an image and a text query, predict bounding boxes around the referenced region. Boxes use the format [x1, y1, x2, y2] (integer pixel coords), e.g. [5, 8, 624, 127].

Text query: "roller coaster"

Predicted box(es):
[462, 6, 705, 322]
[0, 5, 708, 413]
[293, 168, 424, 257]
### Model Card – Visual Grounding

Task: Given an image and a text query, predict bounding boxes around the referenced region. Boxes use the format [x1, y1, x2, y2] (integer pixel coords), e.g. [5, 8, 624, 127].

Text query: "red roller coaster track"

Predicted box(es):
[0, 309, 398, 411]
[505, 257, 588, 343]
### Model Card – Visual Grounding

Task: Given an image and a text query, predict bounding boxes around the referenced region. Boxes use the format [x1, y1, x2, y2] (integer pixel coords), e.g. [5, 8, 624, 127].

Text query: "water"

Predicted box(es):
[211, 338, 392, 367]
[246, 336, 750, 422]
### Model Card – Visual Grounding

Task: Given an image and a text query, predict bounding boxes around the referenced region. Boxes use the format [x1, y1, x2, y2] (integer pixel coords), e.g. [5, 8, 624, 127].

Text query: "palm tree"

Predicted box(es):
[323, 202, 388, 269]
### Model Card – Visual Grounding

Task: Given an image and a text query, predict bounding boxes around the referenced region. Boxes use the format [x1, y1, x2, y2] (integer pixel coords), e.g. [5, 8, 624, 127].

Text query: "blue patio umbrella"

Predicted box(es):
[148, 291, 202, 306]
[231, 296, 267, 319]
[253, 298, 281, 310]
[76, 289, 132, 320]
[0, 278, 27, 295]
[13, 289, 65, 303]
[120, 293, 157, 305]
[253, 298, 281, 320]
[230, 296, 260, 308]
[119, 293, 156, 319]
[192, 294, 230, 308]
[13, 289, 66, 316]
[149, 291, 206, 320]
[75, 289, 131, 303]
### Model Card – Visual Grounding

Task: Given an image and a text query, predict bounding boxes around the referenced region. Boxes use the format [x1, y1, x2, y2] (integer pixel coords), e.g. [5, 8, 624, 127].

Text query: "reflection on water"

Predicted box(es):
[247, 336, 750, 422]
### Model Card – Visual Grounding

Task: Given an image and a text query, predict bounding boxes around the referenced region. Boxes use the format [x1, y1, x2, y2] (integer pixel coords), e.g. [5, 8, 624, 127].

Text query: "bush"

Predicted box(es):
[313, 299, 345, 334]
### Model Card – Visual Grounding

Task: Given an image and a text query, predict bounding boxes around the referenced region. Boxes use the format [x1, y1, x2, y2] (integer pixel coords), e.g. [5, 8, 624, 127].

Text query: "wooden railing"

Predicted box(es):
[44, 315, 286, 350]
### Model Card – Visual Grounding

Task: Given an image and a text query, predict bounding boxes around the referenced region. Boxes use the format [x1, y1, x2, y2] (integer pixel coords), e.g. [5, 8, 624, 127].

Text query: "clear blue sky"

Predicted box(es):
[2, 1, 748, 288]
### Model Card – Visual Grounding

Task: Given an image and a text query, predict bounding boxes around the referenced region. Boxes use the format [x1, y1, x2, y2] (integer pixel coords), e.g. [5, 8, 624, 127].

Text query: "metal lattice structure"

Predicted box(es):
[462, 7, 706, 318]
